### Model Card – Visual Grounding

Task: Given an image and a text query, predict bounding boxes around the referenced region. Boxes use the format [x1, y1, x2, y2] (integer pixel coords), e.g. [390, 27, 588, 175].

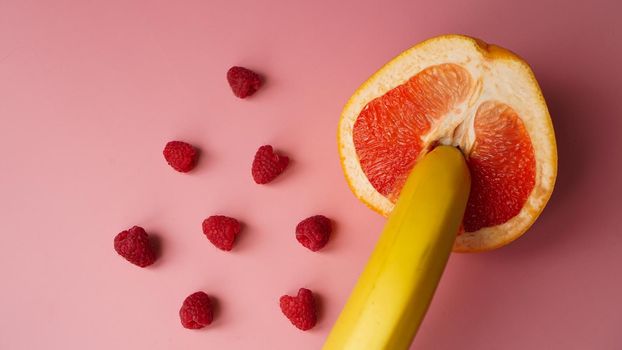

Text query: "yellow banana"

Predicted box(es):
[323, 146, 471, 350]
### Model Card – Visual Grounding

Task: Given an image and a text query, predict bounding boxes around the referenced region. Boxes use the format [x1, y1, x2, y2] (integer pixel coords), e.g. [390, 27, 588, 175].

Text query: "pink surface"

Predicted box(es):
[1, 0, 621, 349]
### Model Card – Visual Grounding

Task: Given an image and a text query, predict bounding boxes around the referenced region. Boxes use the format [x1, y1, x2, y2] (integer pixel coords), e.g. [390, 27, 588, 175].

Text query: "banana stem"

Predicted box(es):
[324, 146, 471, 350]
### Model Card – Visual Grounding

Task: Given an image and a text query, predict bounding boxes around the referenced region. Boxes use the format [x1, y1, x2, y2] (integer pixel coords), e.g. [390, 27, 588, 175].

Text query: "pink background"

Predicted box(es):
[1, 0, 621, 349]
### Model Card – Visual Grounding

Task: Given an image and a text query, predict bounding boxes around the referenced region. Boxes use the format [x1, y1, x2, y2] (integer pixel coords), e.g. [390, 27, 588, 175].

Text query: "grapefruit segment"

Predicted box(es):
[353, 64, 472, 201]
[338, 35, 557, 252]
[464, 101, 536, 232]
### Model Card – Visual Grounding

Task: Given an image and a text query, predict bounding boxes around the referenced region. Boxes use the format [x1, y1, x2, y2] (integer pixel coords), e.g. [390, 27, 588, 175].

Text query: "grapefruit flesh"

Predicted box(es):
[464, 101, 535, 232]
[353, 64, 471, 202]
[339, 35, 557, 252]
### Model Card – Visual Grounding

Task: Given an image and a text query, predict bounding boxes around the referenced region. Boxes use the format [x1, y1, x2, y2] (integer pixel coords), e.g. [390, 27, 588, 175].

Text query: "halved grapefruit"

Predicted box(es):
[338, 35, 557, 252]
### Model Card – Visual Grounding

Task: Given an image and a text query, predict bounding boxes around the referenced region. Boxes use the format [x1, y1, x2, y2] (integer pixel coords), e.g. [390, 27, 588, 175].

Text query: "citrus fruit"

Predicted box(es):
[338, 34, 557, 252]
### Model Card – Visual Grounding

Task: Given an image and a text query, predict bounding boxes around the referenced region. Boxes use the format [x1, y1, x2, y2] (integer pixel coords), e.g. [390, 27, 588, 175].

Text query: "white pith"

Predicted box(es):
[339, 35, 557, 251]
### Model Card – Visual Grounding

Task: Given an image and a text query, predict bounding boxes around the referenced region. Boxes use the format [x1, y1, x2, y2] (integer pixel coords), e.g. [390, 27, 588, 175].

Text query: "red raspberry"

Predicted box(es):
[113, 226, 156, 267]
[179, 291, 214, 329]
[252, 145, 289, 184]
[279, 288, 317, 331]
[163, 141, 198, 173]
[296, 215, 332, 252]
[227, 66, 262, 98]
[202, 215, 241, 251]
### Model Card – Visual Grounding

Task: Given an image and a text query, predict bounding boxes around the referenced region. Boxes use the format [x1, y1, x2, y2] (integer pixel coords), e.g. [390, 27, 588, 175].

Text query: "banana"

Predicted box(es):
[323, 146, 471, 350]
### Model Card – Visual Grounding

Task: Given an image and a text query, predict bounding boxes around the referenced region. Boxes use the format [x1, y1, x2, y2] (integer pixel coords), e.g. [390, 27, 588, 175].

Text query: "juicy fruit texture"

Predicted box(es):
[352, 64, 534, 231]
[202, 215, 241, 251]
[280, 288, 318, 331]
[227, 66, 262, 98]
[353, 64, 471, 201]
[113, 226, 156, 267]
[252, 145, 290, 184]
[179, 291, 214, 329]
[163, 141, 198, 173]
[464, 101, 535, 232]
[339, 34, 557, 251]
[296, 215, 332, 252]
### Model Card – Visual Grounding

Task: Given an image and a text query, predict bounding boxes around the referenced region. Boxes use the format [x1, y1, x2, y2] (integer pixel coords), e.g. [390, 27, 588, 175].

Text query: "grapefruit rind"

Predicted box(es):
[338, 34, 557, 252]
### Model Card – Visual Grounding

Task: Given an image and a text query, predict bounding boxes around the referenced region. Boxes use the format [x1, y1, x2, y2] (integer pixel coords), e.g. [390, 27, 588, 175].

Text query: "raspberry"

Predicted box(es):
[252, 145, 289, 184]
[179, 291, 214, 329]
[202, 215, 241, 251]
[113, 226, 156, 267]
[227, 66, 262, 98]
[296, 215, 332, 252]
[279, 288, 317, 331]
[163, 141, 198, 173]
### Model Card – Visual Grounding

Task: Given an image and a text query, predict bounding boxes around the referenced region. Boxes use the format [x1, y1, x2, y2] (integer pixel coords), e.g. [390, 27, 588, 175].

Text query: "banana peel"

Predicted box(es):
[324, 146, 471, 349]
